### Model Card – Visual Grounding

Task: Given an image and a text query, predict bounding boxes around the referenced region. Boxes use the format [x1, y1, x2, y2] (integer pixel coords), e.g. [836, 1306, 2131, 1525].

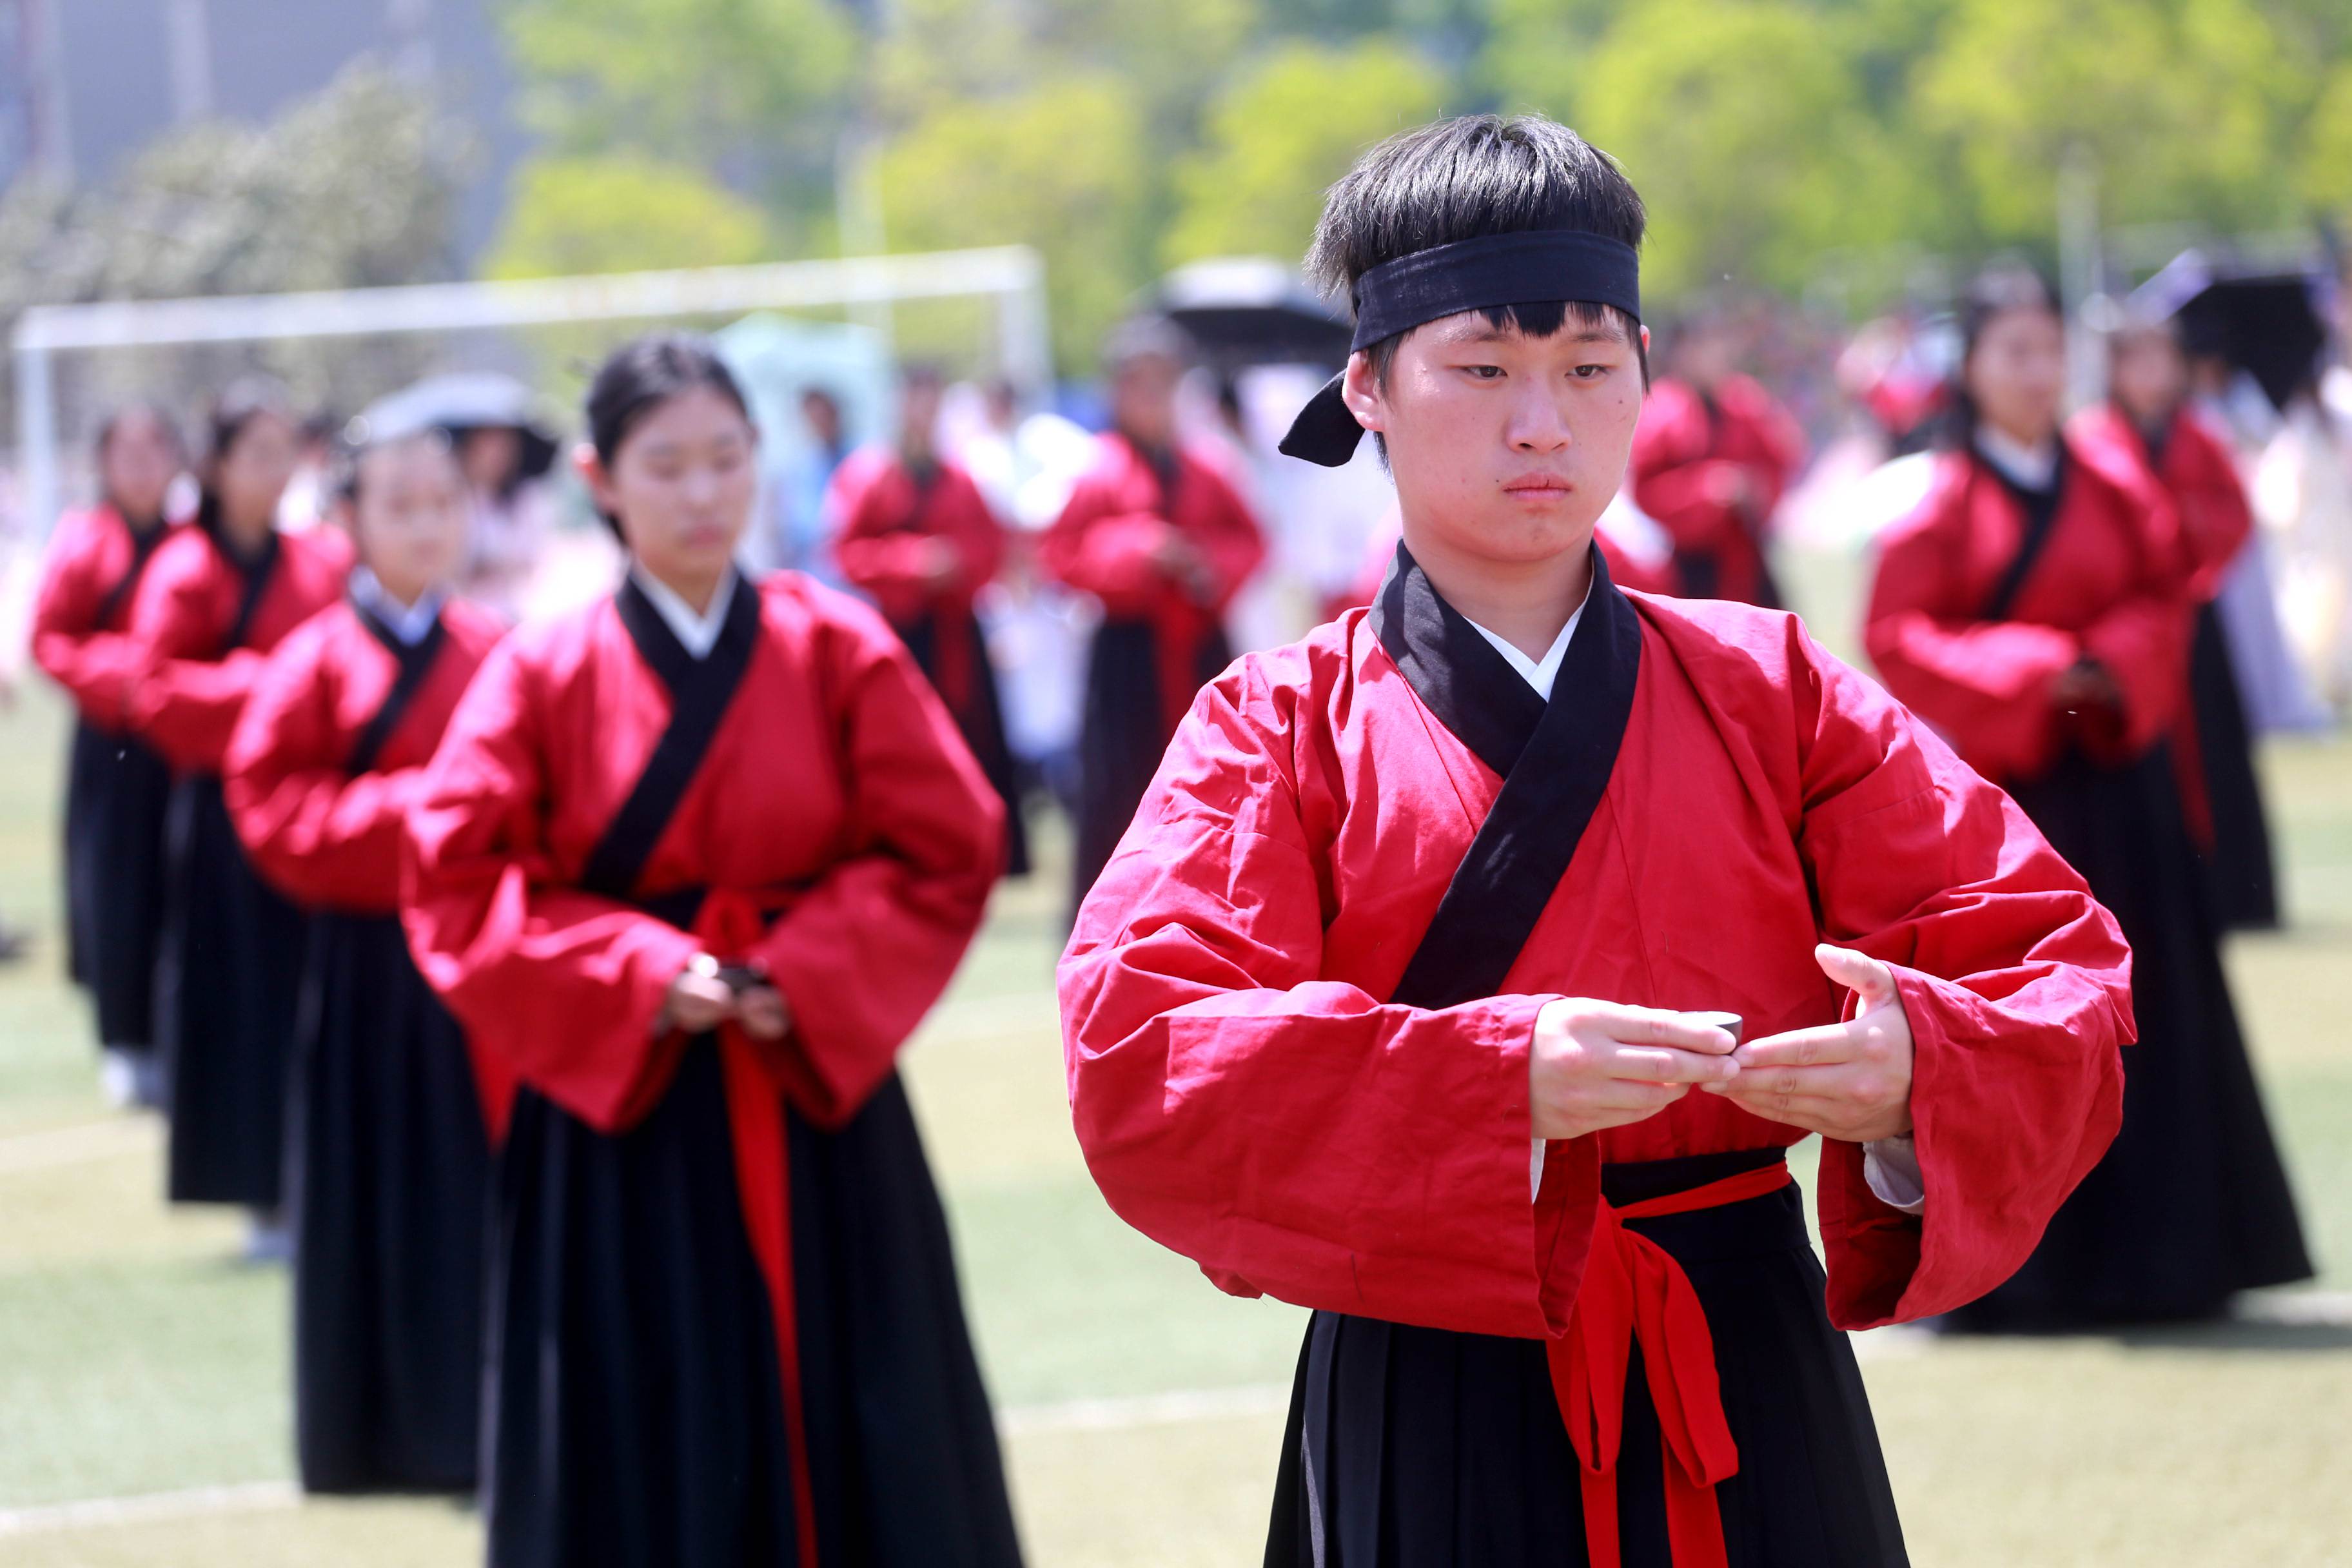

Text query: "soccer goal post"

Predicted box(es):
[11, 244, 1052, 536]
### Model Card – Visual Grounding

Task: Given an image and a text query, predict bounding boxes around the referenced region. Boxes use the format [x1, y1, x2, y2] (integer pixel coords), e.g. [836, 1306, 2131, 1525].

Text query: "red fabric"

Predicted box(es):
[830, 449, 1007, 716]
[123, 526, 349, 774]
[1865, 443, 2193, 786]
[1041, 433, 1266, 733]
[1550, 1162, 1793, 1568]
[30, 507, 181, 729]
[402, 572, 1003, 1528]
[1629, 376, 1805, 603]
[1059, 593, 2130, 1342]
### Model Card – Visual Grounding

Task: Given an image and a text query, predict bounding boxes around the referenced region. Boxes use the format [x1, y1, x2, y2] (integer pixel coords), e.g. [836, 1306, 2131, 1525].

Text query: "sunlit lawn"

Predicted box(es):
[3, 551, 2348, 1563]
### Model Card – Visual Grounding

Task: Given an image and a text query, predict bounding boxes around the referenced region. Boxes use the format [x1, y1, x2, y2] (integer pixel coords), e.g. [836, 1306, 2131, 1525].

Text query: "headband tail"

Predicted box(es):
[1277, 373, 1367, 467]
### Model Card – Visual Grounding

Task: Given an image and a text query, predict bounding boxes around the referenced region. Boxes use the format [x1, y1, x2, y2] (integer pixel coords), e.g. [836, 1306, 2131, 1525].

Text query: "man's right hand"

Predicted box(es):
[1529, 999, 1742, 1141]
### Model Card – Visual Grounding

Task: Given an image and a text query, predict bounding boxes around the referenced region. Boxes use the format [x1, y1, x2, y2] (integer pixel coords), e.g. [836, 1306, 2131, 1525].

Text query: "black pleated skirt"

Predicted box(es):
[1946, 745, 2311, 1329]
[1070, 618, 1231, 916]
[1266, 1150, 1907, 1568]
[288, 912, 491, 1494]
[484, 1047, 1023, 1568]
[156, 775, 308, 1206]
[901, 611, 1031, 878]
[61, 720, 174, 1050]
[2186, 602, 2281, 932]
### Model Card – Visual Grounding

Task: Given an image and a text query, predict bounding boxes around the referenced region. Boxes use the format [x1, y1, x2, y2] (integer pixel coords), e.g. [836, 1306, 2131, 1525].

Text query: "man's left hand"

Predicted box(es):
[1702, 944, 1915, 1143]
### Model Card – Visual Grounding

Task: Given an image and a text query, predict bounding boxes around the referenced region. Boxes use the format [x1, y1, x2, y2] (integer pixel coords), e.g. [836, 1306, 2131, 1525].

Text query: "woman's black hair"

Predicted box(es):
[1306, 113, 1650, 388]
[1942, 262, 2062, 449]
[193, 377, 295, 540]
[583, 332, 754, 537]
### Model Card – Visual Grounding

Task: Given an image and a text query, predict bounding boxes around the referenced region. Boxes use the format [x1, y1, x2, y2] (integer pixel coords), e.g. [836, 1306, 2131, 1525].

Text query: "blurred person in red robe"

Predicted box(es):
[32, 404, 186, 1106]
[1042, 317, 1265, 914]
[225, 416, 506, 1494]
[1629, 305, 1805, 604]
[404, 335, 1021, 1568]
[126, 381, 347, 1255]
[832, 364, 1027, 874]
[1063, 117, 2131, 1568]
[2070, 315, 2280, 931]
[1868, 266, 2310, 1329]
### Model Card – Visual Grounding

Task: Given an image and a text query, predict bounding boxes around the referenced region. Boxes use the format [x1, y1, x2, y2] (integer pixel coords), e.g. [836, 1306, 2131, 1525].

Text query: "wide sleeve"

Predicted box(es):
[1184, 463, 1268, 616]
[2171, 421, 2254, 602]
[124, 554, 265, 774]
[223, 634, 417, 912]
[1630, 400, 1741, 553]
[1057, 665, 1592, 1341]
[2070, 482, 2193, 762]
[1038, 474, 1181, 616]
[1863, 493, 2082, 780]
[29, 526, 142, 728]
[746, 616, 1003, 1127]
[1789, 630, 2131, 1329]
[401, 640, 701, 1132]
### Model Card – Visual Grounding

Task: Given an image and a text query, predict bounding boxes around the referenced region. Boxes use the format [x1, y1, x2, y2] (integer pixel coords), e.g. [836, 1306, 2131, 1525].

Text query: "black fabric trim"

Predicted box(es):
[1976, 444, 2071, 623]
[1382, 544, 1642, 1012]
[344, 600, 449, 775]
[1366, 542, 1547, 779]
[206, 523, 282, 654]
[576, 574, 763, 901]
[92, 520, 169, 632]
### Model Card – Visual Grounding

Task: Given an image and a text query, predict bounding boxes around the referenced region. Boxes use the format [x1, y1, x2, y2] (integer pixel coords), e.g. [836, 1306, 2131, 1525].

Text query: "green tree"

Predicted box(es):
[2299, 60, 2352, 222]
[483, 153, 774, 279]
[1163, 40, 1446, 268]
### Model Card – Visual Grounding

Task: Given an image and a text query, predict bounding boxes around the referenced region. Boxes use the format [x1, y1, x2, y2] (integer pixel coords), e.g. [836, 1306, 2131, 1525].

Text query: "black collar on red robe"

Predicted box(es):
[579, 571, 764, 903]
[346, 594, 450, 774]
[1371, 540, 1643, 1010]
[196, 513, 282, 654]
[1970, 441, 2072, 623]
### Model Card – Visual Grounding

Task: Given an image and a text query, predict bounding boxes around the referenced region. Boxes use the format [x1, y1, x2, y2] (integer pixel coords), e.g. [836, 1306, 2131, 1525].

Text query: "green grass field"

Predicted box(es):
[3, 583, 2349, 1564]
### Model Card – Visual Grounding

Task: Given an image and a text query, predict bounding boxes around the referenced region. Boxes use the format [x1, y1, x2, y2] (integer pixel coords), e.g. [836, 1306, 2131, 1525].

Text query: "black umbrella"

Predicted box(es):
[357, 371, 562, 481]
[1155, 258, 1353, 369]
[2132, 251, 2329, 411]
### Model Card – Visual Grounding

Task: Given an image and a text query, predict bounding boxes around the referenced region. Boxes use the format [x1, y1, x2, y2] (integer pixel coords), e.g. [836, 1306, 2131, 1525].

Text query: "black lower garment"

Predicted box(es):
[288, 912, 491, 1494]
[156, 774, 307, 1206]
[484, 1046, 1023, 1568]
[1946, 745, 2311, 1329]
[62, 720, 173, 1049]
[899, 609, 1031, 877]
[2185, 601, 2280, 932]
[1070, 617, 1231, 916]
[1266, 1149, 1907, 1567]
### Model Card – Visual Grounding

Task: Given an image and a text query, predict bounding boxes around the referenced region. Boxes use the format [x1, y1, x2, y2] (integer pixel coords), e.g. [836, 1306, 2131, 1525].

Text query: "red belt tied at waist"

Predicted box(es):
[1546, 1159, 1796, 1568]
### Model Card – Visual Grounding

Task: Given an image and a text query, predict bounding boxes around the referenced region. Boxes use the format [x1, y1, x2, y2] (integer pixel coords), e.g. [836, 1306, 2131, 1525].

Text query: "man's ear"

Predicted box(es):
[1340, 349, 1384, 436]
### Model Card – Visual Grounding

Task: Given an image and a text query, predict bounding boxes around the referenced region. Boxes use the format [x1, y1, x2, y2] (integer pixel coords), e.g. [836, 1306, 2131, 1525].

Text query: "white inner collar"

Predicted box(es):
[631, 563, 738, 660]
[348, 565, 445, 647]
[1460, 579, 1592, 701]
[1974, 423, 2061, 491]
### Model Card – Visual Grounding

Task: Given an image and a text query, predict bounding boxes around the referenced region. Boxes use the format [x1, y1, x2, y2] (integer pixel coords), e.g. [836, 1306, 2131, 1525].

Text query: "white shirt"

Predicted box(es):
[631, 564, 739, 660]
[1460, 593, 1927, 1215]
[348, 566, 446, 647]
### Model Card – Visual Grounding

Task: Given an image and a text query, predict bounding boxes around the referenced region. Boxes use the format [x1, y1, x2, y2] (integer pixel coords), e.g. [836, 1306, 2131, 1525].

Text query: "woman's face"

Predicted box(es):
[460, 426, 524, 493]
[101, 411, 181, 524]
[1963, 306, 2066, 445]
[351, 436, 469, 605]
[581, 386, 758, 594]
[213, 410, 301, 531]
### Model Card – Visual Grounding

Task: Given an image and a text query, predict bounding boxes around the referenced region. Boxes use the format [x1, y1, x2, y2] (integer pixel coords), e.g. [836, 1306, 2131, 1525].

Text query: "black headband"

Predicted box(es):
[1279, 229, 1643, 467]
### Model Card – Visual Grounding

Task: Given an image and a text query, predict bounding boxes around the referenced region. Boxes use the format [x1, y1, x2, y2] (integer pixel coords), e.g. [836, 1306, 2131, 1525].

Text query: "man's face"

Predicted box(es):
[1110, 353, 1182, 450]
[1344, 309, 1647, 569]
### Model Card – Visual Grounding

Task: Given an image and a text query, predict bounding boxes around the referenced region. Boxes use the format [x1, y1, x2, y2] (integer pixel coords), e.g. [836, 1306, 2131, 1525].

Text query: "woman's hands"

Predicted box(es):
[655, 956, 794, 1041]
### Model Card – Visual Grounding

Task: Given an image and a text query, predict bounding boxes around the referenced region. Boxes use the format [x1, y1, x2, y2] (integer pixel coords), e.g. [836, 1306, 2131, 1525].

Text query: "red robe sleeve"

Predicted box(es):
[2165, 415, 2254, 603]
[1039, 471, 1181, 616]
[124, 541, 266, 774]
[401, 637, 705, 1132]
[832, 456, 1007, 625]
[30, 515, 145, 729]
[1630, 386, 1743, 554]
[745, 610, 1004, 1128]
[1182, 460, 1268, 617]
[1780, 627, 2131, 1327]
[224, 621, 419, 912]
[1059, 659, 1581, 1342]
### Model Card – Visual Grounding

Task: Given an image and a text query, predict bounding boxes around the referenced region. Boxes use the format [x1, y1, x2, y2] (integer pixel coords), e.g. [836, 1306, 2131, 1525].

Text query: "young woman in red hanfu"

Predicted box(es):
[1060, 117, 2135, 1568]
[32, 405, 186, 1106]
[224, 419, 507, 1493]
[404, 335, 1023, 1568]
[1869, 267, 2310, 1329]
[127, 382, 346, 1250]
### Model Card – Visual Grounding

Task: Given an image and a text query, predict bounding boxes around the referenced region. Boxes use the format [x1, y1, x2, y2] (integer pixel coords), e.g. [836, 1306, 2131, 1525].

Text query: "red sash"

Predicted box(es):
[1547, 1160, 1796, 1568]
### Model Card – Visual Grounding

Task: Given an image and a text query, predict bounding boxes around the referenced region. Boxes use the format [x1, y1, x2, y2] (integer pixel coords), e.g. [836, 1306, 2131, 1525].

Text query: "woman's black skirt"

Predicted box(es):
[484, 1048, 1023, 1568]
[288, 912, 491, 1494]
[1266, 1150, 1908, 1568]
[1070, 618, 1231, 916]
[1946, 745, 2311, 1329]
[900, 611, 1031, 879]
[61, 720, 173, 1050]
[155, 774, 307, 1206]
[2186, 602, 2280, 932]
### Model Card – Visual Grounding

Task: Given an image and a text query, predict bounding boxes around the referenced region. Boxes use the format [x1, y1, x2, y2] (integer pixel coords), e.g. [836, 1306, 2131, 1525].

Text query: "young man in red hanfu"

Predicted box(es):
[1059, 115, 2134, 1568]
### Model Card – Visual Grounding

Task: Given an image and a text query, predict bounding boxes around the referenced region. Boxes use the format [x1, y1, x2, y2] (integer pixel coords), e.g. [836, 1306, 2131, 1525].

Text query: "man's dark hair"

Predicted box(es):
[1306, 113, 1649, 389]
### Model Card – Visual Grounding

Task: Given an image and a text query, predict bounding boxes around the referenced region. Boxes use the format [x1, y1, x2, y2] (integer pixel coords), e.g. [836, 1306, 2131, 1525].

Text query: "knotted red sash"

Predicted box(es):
[1546, 1161, 1795, 1568]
